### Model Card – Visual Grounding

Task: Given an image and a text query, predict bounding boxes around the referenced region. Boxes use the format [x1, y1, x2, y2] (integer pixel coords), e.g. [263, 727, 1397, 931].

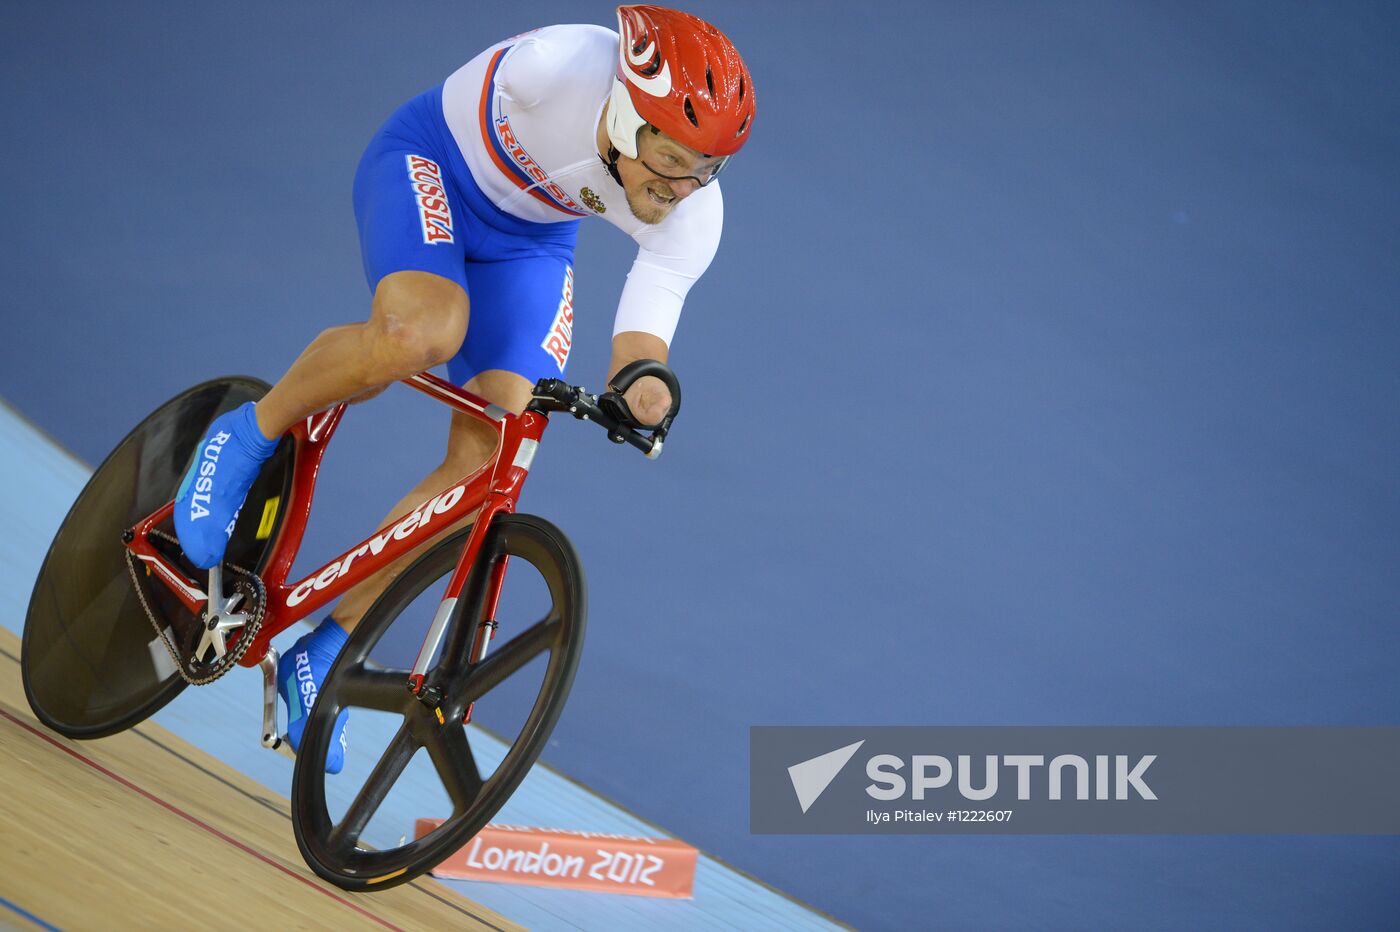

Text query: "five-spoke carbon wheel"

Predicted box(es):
[290, 513, 587, 890]
[21, 376, 292, 738]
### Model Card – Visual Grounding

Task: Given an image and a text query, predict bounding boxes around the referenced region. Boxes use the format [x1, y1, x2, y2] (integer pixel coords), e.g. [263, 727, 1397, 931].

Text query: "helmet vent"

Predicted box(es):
[738, 75, 746, 103]
[705, 65, 715, 98]
[683, 97, 699, 128]
[737, 114, 749, 135]
[633, 33, 661, 76]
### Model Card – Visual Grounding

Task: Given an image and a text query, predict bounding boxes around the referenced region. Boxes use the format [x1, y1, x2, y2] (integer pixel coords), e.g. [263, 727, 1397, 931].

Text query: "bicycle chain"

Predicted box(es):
[123, 527, 267, 686]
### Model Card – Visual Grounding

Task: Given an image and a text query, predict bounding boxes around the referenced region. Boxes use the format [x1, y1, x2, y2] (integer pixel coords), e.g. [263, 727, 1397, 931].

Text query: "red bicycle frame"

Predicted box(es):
[124, 371, 545, 688]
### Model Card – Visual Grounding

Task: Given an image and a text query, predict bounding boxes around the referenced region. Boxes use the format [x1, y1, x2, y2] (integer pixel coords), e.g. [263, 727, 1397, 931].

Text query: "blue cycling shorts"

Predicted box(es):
[352, 85, 582, 386]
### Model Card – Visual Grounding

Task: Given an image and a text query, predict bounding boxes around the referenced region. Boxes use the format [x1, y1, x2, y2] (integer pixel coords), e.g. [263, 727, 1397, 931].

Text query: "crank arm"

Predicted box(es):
[259, 648, 296, 760]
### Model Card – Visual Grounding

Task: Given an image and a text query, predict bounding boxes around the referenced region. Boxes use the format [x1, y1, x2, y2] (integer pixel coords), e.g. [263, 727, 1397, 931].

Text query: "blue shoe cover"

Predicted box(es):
[280, 618, 351, 773]
[174, 402, 277, 569]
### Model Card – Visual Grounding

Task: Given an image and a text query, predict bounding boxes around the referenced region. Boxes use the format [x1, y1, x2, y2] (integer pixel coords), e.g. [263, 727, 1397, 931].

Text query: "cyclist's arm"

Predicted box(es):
[612, 182, 723, 346]
[607, 184, 722, 425]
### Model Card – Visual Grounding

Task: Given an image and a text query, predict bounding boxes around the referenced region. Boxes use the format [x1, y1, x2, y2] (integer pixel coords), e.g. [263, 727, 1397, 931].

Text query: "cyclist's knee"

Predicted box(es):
[367, 271, 468, 376]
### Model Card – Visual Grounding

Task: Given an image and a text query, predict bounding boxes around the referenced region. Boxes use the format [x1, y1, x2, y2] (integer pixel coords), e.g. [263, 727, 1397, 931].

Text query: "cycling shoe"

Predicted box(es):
[174, 401, 277, 569]
[280, 617, 351, 773]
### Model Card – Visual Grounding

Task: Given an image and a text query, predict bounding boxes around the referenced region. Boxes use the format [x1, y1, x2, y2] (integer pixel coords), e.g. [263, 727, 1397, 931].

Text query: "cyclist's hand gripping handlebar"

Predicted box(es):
[530, 359, 681, 459]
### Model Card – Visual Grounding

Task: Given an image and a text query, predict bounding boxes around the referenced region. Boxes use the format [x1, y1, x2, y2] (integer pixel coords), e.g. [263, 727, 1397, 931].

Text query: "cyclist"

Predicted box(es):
[172, 5, 754, 771]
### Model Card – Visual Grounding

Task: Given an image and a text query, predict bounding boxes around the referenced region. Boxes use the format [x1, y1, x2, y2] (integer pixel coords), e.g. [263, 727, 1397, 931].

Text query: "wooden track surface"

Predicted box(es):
[0, 627, 521, 931]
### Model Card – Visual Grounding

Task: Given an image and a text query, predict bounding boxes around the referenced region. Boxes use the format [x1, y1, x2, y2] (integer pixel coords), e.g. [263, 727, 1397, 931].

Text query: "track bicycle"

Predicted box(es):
[21, 360, 680, 890]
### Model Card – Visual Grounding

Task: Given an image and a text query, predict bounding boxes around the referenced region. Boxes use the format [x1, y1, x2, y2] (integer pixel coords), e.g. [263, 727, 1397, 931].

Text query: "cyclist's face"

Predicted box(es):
[635, 128, 728, 190]
[617, 128, 727, 224]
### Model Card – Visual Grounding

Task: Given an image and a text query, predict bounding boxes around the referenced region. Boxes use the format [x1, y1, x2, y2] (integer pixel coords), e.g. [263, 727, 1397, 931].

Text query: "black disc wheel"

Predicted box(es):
[291, 514, 587, 891]
[21, 376, 293, 738]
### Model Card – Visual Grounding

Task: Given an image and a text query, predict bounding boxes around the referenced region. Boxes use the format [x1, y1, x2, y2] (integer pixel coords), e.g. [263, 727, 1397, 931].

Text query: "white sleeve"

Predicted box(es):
[612, 182, 724, 346]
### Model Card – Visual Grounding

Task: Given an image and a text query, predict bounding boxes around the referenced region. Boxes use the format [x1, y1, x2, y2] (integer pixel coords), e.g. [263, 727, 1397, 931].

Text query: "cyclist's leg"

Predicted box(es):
[256, 115, 476, 439]
[175, 274, 467, 569]
[328, 254, 577, 633]
[264, 106, 478, 767]
[255, 271, 468, 438]
[326, 370, 528, 631]
[176, 111, 471, 570]
[281, 253, 572, 765]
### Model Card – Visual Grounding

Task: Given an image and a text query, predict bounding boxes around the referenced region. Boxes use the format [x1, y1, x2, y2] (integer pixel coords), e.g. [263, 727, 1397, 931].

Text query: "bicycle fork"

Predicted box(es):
[407, 500, 512, 724]
[462, 554, 509, 724]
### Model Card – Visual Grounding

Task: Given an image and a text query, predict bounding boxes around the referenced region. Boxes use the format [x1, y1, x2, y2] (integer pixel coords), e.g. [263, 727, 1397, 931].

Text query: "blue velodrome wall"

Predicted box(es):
[3, 2, 1398, 927]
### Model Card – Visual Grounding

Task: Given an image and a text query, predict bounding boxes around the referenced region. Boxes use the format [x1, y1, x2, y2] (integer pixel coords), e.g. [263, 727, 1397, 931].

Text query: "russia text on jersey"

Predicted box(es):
[477, 47, 589, 218]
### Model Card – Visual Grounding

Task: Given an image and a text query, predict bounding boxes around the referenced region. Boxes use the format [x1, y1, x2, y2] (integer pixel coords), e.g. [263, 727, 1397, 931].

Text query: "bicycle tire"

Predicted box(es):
[291, 513, 587, 891]
[20, 376, 293, 738]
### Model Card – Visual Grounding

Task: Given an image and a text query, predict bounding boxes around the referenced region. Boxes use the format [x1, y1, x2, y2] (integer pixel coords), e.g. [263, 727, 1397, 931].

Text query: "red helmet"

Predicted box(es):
[606, 5, 755, 160]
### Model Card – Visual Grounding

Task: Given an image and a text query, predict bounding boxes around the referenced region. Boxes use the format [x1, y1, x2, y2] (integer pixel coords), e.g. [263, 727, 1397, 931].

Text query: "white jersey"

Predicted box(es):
[441, 24, 723, 346]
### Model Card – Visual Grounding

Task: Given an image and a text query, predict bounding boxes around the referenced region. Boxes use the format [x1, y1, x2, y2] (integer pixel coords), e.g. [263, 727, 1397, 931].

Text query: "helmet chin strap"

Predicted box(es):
[600, 145, 625, 187]
[601, 120, 667, 188]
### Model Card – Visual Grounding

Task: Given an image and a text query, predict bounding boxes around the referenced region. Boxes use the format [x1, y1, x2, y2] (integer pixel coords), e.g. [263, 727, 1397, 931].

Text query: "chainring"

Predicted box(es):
[124, 528, 266, 685]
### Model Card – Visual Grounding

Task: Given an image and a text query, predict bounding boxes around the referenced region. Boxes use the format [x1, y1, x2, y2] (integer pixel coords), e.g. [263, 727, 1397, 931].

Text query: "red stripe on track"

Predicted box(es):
[0, 707, 402, 932]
